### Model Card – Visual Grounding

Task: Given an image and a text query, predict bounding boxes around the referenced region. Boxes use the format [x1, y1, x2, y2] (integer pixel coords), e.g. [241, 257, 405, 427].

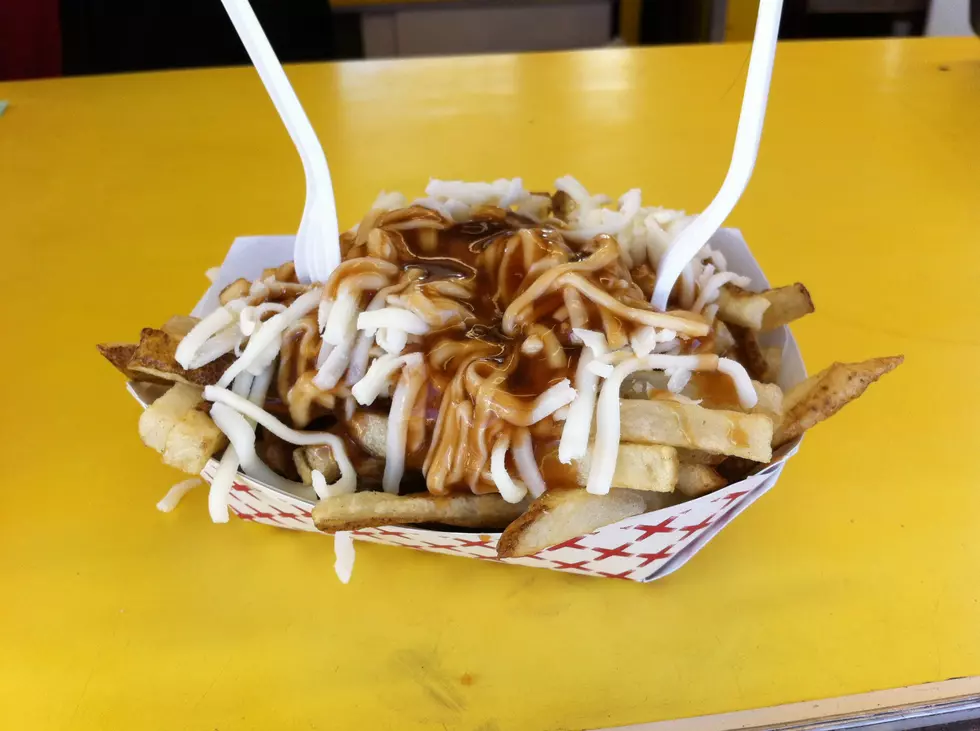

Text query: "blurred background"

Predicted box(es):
[0, 0, 975, 81]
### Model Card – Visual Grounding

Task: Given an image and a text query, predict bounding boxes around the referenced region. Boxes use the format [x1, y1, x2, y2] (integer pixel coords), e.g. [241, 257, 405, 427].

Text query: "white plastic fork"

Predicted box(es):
[651, 0, 784, 311]
[220, 0, 340, 283]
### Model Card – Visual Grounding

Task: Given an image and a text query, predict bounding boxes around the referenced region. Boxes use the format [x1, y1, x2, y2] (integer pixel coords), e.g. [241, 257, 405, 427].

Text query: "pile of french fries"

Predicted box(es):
[100, 180, 903, 561]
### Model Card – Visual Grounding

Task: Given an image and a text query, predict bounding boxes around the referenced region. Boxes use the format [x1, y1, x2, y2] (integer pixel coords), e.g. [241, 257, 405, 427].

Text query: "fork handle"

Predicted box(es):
[220, 0, 340, 276]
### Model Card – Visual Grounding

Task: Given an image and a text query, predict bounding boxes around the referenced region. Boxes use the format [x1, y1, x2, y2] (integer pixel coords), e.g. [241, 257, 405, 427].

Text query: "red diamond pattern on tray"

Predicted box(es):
[198, 462, 778, 582]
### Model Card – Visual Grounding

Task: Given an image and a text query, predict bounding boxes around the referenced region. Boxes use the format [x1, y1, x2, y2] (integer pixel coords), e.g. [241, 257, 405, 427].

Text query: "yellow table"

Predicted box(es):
[2, 38, 978, 731]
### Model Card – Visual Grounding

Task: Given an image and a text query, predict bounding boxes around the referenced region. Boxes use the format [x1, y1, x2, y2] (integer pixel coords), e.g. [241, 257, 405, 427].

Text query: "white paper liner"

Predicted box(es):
[132, 229, 805, 583]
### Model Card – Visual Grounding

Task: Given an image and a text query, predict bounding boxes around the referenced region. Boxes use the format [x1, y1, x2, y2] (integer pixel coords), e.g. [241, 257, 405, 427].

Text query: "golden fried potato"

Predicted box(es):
[161, 315, 199, 338]
[761, 283, 814, 331]
[274, 261, 298, 282]
[219, 278, 250, 305]
[717, 286, 771, 330]
[97, 342, 170, 384]
[636, 489, 686, 513]
[676, 448, 726, 466]
[620, 399, 773, 462]
[684, 372, 783, 423]
[162, 406, 227, 474]
[728, 324, 769, 382]
[293, 445, 386, 487]
[312, 491, 527, 532]
[497, 488, 647, 558]
[677, 464, 727, 498]
[762, 345, 783, 384]
[713, 319, 736, 355]
[354, 411, 679, 492]
[349, 411, 389, 457]
[715, 456, 758, 483]
[293, 447, 314, 485]
[774, 355, 904, 446]
[128, 328, 232, 387]
[96, 342, 137, 375]
[570, 444, 678, 492]
[138, 383, 204, 453]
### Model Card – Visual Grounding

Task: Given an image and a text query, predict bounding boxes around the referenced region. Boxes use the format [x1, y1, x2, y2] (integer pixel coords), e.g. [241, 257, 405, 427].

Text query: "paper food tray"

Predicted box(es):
[130, 229, 804, 582]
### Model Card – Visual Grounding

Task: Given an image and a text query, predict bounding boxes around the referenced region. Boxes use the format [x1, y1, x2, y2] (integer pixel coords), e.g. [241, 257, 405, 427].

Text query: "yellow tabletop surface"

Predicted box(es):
[2, 38, 979, 731]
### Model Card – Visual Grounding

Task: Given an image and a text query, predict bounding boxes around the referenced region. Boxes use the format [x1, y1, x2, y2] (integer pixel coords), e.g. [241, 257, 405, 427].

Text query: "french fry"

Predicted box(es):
[97, 327, 196, 384]
[676, 448, 726, 466]
[128, 328, 232, 387]
[293, 447, 315, 485]
[774, 355, 904, 446]
[751, 382, 784, 422]
[728, 324, 769, 382]
[568, 444, 678, 492]
[162, 405, 227, 474]
[275, 262, 298, 282]
[96, 342, 137, 376]
[349, 411, 390, 458]
[219, 278, 250, 305]
[293, 445, 385, 487]
[97, 342, 170, 384]
[312, 491, 527, 532]
[256, 430, 300, 481]
[497, 488, 647, 558]
[685, 372, 783, 423]
[717, 286, 770, 330]
[161, 315, 199, 338]
[713, 319, 736, 355]
[636, 489, 686, 513]
[138, 383, 204, 453]
[716, 456, 758, 483]
[623, 370, 781, 423]
[620, 399, 773, 462]
[762, 345, 783, 384]
[761, 283, 814, 331]
[306, 445, 341, 482]
[677, 464, 727, 498]
[352, 411, 680, 492]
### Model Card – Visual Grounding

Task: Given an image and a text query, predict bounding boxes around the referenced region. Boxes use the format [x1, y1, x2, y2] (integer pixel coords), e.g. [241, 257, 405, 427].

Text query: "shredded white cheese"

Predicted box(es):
[156, 478, 202, 513]
[350, 353, 416, 406]
[204, 385, 357, 497]
[357, 307, 430, 336]
[217, 288, 322, 388]
[559, 329, 609, 464]
[175, 299, 247, 369]
[587, 354, 746, 496]
[383, 354, 424, 494]
[512, 428, 546, 499]
[490, 434, 527, 504]
[333, 531, 356, 584]
[528, 379, 577, 425]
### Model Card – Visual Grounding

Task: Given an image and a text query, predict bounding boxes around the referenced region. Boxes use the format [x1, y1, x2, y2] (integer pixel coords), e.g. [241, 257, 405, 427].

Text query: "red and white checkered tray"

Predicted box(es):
[208, 459, 787, 581]
[149, 229, 804, 583]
